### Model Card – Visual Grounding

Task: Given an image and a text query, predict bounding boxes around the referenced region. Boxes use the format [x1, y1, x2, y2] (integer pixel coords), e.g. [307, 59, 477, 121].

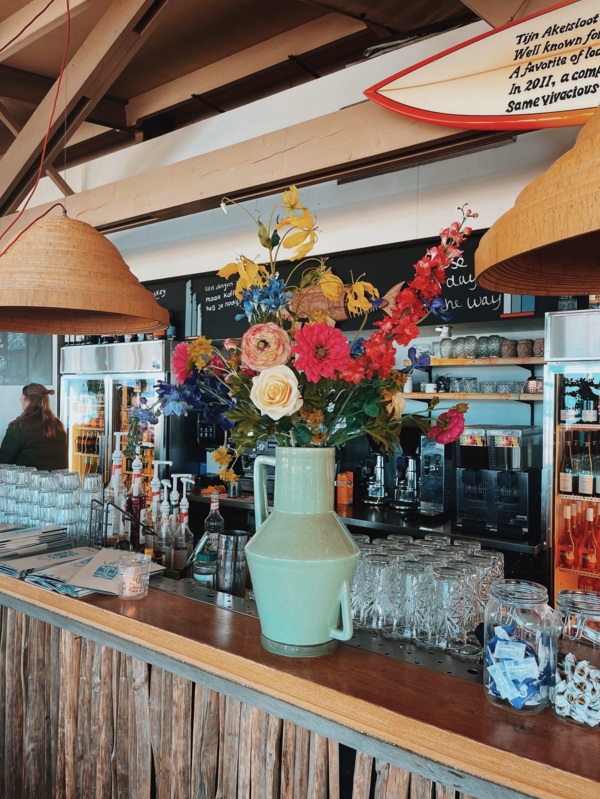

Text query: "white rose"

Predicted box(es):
[250, 365, 303, 420]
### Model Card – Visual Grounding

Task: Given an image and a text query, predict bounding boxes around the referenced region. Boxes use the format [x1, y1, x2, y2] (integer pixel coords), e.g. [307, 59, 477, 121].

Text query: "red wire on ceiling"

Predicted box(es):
[0, 0, 72, 254]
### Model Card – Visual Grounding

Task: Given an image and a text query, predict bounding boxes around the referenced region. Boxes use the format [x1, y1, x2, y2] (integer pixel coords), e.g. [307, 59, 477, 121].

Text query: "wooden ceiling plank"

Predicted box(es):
[0, 100, 465, 238]
[459, 0, 554, 28]
[0, 0, 94, 62]
[0, 0, 173, 214]
[125, 14, 367, 126]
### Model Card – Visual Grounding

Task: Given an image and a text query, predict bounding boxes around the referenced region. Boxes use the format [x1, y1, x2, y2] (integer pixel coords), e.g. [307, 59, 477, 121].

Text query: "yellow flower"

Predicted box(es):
[217, 256, 269, 299]
[281, 185, 301, 213]
[346, 279, 379, 316]
[278, 206, 317, 261]
[219, 468, 238, 484]
[319, 271, 344, 301]
[212, 446, 233, 469]
[188, 336, 213, 370]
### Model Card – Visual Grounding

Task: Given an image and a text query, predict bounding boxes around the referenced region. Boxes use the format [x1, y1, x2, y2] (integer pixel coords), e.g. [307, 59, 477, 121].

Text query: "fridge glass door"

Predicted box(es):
[108, 375, 164, 495]
[61, 376, 106, 480]
[544, 361, 600, 600]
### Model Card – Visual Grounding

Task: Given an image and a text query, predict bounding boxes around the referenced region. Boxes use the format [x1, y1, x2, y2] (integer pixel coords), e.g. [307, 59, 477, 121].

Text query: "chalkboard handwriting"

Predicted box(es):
[445, 256, 478, 291]
[467, 293, 502, 312]
[153, 288, 167, 299]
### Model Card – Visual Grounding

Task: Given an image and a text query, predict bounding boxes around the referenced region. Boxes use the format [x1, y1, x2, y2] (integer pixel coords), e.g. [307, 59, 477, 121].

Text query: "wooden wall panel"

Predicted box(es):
[0, 605, 489, 799]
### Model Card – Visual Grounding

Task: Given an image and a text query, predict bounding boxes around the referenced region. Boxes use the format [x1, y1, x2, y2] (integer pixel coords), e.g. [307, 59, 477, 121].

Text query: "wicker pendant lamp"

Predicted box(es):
[475, 103, 600, 294]
[0, 215, 170, 334]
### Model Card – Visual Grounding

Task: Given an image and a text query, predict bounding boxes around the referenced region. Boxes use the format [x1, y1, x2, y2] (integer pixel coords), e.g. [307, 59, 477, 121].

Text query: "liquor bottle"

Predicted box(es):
[104, 432, 127, 546]
[557, 504, 576, 569]
[558, 432, 574, 495]
[581, 506, 598, 573]
[203, 492, 224, 554]
[578, 433, 594, 498]
[153, 480, 174, 568]
[172, 477, 195, 575]
[126, 446, 147, 552]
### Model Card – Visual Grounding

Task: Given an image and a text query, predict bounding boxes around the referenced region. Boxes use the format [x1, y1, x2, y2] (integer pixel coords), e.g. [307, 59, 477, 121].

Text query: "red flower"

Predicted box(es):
[292, 322, 350, 382]
[339, 356, 366, 384]
[363, 332, 396, 379]
[172, 342, 193, 383]
[427, 408, 466, 444]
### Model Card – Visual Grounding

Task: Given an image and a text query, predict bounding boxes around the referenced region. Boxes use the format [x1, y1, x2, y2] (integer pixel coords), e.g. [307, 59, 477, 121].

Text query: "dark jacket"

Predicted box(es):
[0, 418, 68, 471]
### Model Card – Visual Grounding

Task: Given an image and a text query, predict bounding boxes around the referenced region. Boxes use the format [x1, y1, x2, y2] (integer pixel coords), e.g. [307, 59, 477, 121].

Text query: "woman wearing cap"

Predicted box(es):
[0, 383, 68, 471]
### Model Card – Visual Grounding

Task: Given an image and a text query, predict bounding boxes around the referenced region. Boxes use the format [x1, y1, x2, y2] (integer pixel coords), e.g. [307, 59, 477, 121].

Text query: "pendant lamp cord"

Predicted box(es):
[0, 0, 71, 256]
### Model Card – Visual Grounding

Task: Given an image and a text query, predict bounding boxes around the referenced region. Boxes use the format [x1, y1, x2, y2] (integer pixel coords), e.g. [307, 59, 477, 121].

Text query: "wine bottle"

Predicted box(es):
[558, 505, 576, 569]
[578, 433, 594, 497]
[558, 433, 574, 495]
[581, 507, 598, 573]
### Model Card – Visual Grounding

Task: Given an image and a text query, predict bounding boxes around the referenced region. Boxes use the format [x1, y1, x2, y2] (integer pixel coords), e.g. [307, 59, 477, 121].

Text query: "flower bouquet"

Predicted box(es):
[130, 187, 476, 481]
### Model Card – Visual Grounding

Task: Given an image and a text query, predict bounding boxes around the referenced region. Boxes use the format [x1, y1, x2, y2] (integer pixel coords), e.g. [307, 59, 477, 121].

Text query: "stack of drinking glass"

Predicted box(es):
[350, 533, 504, 657]
[0, 464, 103, 546]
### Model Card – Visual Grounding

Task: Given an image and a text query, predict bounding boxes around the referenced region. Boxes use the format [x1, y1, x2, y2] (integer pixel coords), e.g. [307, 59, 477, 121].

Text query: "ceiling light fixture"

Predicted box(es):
[0, 0, 169, 335]
[475, 104, 600, 295]
[0, 213, 169, 334]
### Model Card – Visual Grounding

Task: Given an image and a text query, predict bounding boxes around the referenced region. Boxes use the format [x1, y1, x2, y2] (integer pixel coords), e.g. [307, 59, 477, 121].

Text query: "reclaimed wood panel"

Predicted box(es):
[0, 602, 585, 799]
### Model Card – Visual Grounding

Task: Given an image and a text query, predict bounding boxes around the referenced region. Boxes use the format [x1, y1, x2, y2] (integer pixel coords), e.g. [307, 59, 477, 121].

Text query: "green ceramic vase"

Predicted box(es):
[246, 446, 361, 657]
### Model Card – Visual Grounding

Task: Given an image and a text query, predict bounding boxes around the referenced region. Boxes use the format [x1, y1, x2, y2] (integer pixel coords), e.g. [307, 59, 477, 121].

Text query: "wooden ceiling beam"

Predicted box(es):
[125, 14, 367, 126]
[0, 100, 74, 197]
[0, 0, 172, 215]
[459, 0, 554, 28]
[0, 0, 94, 62]
[0, 100, 466, 238]
[0, 66, 127, 130]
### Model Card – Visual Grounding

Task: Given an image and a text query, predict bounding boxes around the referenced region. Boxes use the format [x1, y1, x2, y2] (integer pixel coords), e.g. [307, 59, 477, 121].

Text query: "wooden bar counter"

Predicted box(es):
[0, 574, 597, 799]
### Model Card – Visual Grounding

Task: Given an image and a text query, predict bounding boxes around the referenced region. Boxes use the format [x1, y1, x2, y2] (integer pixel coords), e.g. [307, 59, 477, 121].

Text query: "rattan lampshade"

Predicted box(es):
[475, 103, 600, 294]
[0, 215, 170, 334]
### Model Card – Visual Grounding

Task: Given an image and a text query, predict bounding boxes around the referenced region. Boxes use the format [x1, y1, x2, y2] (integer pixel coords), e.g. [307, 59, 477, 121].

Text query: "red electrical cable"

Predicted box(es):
[0, 0, 71, 254]
[0, 0, 58, 54]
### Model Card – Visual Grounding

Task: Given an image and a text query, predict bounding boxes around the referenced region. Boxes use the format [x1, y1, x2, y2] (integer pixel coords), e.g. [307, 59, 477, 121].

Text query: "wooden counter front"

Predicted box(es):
[0, 575, 597, 799]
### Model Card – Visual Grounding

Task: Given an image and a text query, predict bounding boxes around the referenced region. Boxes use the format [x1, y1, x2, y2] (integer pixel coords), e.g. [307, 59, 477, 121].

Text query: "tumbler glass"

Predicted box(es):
[429, 566, 468, 651]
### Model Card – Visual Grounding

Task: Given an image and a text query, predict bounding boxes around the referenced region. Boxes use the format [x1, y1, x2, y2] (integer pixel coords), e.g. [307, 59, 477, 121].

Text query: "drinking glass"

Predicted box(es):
[394, 561, 429, 641]
[118, 552, 151, 600]
[429, 566, 468, 651]
[451, 337, 466, 358]
[463, 377, 478, 393]
[480, 380, 496, 394]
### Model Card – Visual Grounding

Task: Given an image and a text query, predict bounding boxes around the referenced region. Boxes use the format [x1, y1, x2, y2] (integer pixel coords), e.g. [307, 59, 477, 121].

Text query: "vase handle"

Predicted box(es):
[253, 454, 276, 530]
[329, 580, 354, 642]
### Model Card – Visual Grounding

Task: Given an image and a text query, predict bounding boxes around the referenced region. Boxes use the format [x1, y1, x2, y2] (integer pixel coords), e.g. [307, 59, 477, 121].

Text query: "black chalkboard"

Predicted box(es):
[189, 230, 549, 341]
[144, 278, 189, 339]
[176, 230, 584, 341]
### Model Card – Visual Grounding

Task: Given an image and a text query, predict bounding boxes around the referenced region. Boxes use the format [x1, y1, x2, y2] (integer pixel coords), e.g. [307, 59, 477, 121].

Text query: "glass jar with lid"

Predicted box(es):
[483, 579, 554, 713]
[554, 589, 600, 729]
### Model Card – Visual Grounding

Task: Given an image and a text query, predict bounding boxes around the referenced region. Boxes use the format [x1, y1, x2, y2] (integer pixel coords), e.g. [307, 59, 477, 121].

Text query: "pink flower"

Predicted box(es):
[291, 322, 350, 382]
[172, 342, 193, 383]
[427, 408, 466, 445]
[241, 322, 292, 372]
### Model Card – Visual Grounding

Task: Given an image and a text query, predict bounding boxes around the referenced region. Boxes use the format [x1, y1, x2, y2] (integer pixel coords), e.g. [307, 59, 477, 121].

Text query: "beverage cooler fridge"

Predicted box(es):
[543, 310, 600, 601]
[60, 341, 173, 491]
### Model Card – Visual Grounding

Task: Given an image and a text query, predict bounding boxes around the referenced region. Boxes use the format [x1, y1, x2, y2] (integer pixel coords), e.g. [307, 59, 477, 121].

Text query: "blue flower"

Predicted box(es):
[400, 346, 430, 373]
[429, 296, 452, 322]
[238, 276, 293, 321]
[349, 337, 366, 359]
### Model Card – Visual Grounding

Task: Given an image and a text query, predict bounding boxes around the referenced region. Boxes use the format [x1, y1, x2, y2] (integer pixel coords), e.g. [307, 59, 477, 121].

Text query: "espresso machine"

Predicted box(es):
[361, 452, 392, 505]
[392, 454, 419, 510]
